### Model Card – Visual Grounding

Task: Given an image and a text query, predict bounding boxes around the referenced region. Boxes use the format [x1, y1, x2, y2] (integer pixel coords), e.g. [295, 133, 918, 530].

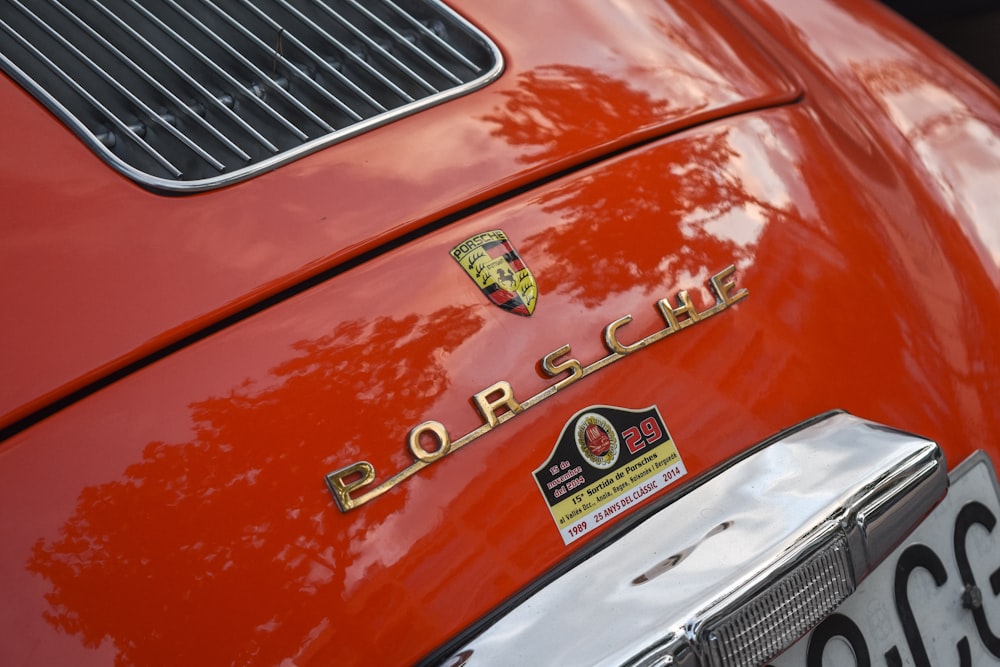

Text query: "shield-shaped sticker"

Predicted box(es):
[451, 230, 538, 316]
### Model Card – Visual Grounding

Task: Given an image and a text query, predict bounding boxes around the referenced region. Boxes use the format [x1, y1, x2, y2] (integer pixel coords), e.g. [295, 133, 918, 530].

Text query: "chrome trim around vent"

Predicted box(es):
[435, 413, 948, 667]
[0, 0, 503, 192]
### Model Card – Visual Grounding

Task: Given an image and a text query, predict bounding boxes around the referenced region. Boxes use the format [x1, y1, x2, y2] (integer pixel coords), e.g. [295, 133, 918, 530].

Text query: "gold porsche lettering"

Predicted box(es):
[325, 265, 749, 512]
[663, 290, 702, 329]
[541, 345, 584, 391]
[711, 264, 749, 307]
[604, 315, 643, 354]
[473, 381, 523, 427]
[409, 421, 452, 462]
[326, 461, 377, 512]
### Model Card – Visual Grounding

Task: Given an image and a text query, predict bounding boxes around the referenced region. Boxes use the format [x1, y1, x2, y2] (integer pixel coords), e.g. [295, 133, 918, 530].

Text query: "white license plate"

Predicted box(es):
[772, 452, 1000, 667]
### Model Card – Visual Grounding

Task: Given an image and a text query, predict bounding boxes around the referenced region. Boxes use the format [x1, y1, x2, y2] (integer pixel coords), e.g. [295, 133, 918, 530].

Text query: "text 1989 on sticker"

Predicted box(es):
[533, 405, 686, 544]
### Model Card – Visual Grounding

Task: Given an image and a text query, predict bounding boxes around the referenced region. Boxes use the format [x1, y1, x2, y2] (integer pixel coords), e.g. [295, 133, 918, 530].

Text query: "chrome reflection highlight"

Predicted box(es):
[438, 413, 947, 667]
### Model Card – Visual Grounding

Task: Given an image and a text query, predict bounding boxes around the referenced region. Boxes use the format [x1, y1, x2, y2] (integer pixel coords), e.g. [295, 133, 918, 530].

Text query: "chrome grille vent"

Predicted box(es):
[0, 0, 502, 191]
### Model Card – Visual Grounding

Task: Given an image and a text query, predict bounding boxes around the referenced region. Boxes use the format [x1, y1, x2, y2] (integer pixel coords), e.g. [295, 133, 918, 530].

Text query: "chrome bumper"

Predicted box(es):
[437, 412, 947, 667]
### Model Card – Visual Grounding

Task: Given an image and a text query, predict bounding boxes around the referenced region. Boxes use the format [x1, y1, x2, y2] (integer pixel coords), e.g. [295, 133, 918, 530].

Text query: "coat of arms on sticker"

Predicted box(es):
[533, 405, 687, 545]
[451, 230, 537, 316]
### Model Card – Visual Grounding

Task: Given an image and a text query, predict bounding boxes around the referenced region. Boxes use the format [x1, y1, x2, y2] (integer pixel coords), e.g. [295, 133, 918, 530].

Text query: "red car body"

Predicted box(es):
[2, 0, 1000, 664]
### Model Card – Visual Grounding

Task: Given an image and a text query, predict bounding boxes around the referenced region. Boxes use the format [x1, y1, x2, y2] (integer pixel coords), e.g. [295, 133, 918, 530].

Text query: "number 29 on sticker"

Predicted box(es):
[623, 417, 663, 454]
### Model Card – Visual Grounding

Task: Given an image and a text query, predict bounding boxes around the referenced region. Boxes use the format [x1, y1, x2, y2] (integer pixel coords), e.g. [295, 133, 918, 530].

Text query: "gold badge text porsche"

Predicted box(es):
[326, 265, 748, 512]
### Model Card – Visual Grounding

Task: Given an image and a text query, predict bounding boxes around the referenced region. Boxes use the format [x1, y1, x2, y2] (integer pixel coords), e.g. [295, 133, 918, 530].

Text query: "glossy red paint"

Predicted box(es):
[732, 0, 1000, 284]
[0, 0, 797, 432]
[2, 1, 1000, 666]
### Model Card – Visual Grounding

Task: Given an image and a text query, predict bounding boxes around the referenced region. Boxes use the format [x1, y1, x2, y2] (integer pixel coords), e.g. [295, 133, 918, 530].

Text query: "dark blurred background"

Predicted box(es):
[882, 0, 1000, 85]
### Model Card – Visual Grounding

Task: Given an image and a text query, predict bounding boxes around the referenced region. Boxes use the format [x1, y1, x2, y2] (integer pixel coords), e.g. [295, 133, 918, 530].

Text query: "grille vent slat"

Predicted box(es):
[162, 0, 335, 134]
[48, 0, 254, 162]
[120, 0, 310, 143]
[0, 16, 184, 176]
[16, 0, 230, 172]
[269, 0, 416, 105]
[341, 0, 467, 86]
[378, 0, 480, 73]
[295, 0, 442, 94]
[0, 0, 502, 191]
[219, 0, 384, 120]
[87, 0, 280, 153]
[235, 0, 385, 115]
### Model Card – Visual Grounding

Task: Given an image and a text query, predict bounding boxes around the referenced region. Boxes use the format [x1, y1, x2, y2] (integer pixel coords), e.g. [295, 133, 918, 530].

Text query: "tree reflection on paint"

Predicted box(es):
[28, 306, 482, 666]
[523, 129, 759, 307]
[481, 65, 787, 307]
[540, 122, 798, 311]
[480, 64, 673, 166]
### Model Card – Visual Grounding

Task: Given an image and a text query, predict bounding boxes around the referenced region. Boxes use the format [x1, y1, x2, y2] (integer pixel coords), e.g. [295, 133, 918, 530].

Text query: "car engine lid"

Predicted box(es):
[0, 0, 798, 433]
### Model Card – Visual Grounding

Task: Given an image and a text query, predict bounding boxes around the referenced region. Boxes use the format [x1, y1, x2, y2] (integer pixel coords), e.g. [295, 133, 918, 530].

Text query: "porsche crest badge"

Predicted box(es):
[451, 230, 537, 316]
